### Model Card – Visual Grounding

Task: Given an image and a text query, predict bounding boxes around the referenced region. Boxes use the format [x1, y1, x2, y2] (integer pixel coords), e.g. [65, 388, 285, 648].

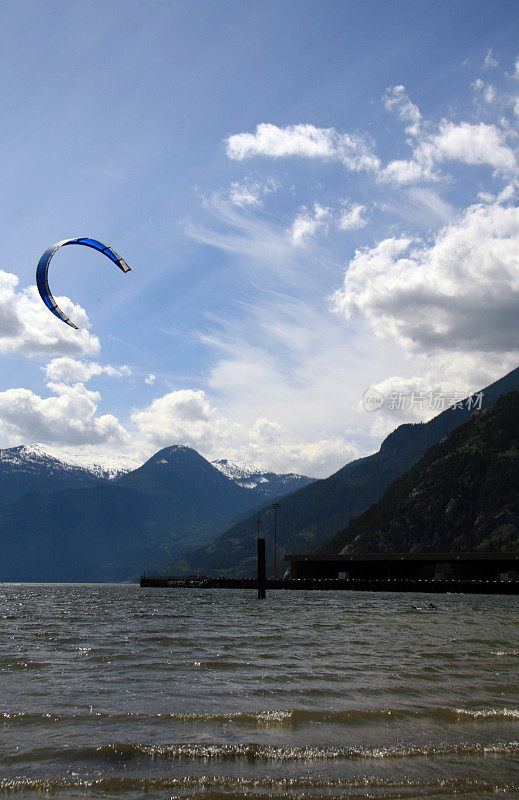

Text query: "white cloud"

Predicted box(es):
[338, 201, 368, 230]
[383, 85, 422, 135]
[381, 119, 517, 184]
[145, 373, 156, 385]
[484, 49, 498, 69]
[473, 78, 496, 103]
[334, 200, 519, 356]
[381, 157, 436, 184]
[227, 87, 518, 191]
[0, 271, 99, 356]
[290, 200, 368, 243]
[246, 417, 357, 476]
[187, 193, 294, 269]
[228, 176, 279, 207]
[433, 120, 515, 171]
[290, 203, 331, 245]
[226, 123, 380, 172]
[44, 357, 131, 384]
[405, 188, 454, 224]
[131, 388, 357, 477]
[131, 389, 238, 454]
[0, 382, 128, 446]
[381, 80, 518, 185]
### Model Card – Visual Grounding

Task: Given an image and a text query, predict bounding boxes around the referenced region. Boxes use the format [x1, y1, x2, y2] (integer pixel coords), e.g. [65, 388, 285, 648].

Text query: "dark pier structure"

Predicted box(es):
[141, 552, 519, 594]
[285, 552, 519, 582]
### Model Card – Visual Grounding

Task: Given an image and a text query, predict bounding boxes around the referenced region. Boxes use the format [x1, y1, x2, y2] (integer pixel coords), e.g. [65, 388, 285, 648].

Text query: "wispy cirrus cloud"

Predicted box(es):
[383, 85, 422, 135]
[228, 176, 280, 207]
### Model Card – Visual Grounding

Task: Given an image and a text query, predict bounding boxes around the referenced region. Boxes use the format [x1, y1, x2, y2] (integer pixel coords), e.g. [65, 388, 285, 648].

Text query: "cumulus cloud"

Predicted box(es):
[0, 272, 99, 356]
[382, 120, 517, 184]
[0, 382, 128, 446]
[381, 81, 517, 184]
[145, 373, 156, 385]
[44, 357, 131, 384]
[290, 203, 331, 245]
[338, 201, 368, 230]
[131, 389, 238, 453]
[246, 417, 357, 476]
[433, 121, 515, 170]
[226, 84, 517, 190]
[226, 123, 380, 172]
[333, 200, 519, 356]
[131, 389, 357, 477]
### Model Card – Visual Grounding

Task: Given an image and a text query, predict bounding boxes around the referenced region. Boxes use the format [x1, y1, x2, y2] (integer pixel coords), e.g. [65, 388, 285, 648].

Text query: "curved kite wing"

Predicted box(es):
[36, 237, 131, 329]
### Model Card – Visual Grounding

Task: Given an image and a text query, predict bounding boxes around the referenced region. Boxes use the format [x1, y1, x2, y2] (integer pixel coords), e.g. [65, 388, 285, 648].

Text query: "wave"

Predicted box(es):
[490, 650, 519, 656]
[0, 775, 517, 800]
[3, 740, 519, 765]
[2, 706, 518, 727]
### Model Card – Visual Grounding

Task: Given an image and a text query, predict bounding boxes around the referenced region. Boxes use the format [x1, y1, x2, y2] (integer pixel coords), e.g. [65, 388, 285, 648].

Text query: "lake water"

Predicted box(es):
[0, 584, 517, 799]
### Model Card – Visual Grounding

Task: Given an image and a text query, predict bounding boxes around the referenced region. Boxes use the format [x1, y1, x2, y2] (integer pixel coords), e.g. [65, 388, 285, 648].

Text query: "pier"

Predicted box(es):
[140, 575, 519, 594]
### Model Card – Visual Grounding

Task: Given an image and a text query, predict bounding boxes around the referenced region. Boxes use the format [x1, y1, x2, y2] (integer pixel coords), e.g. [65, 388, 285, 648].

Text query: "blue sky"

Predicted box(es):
[0, 0, 518, 476]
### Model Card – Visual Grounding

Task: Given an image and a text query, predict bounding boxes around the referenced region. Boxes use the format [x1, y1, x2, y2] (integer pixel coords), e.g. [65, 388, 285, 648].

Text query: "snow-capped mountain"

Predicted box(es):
[212, 458, 314, 498]
[1, 444, 141, 480]
[0, 444, 141, 505]
[0, 444, 313, 510]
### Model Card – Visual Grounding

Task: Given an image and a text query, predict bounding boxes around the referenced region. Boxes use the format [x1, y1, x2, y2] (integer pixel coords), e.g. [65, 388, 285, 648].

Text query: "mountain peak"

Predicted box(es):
[148, 445, 207, 466]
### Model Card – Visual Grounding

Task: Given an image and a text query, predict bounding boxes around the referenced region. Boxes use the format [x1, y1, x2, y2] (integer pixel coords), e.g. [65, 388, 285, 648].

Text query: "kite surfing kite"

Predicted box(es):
[36, 237, 130, 329]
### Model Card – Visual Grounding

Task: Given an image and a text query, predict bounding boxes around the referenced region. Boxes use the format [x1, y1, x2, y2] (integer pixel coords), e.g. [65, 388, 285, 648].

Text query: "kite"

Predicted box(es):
[36, 237, 130, 329]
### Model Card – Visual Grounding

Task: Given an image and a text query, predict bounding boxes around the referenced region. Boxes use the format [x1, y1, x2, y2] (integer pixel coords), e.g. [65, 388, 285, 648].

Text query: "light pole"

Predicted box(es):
[256, 518, 262, 538]
[272, 503, 281, 579]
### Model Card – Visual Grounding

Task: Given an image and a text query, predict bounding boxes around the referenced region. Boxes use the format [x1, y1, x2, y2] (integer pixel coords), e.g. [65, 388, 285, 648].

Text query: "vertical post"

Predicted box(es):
[272, 503, 281, 579]
[257, 537, 266, 599]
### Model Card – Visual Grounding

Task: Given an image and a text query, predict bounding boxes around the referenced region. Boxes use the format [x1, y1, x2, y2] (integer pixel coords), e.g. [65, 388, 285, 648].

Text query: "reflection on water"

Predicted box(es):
[0, 584, 517, 798]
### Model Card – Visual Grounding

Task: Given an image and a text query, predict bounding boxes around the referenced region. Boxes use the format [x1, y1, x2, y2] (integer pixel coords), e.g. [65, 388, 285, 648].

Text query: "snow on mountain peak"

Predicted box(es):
[4, 444, 141, 480]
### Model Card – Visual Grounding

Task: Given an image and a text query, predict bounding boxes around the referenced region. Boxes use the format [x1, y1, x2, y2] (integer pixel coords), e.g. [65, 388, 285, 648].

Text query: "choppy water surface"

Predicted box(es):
[0, 584, 517, 799]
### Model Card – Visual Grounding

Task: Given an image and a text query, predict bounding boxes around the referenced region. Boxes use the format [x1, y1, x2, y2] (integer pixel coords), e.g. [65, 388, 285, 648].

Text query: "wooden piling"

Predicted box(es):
[257, 537, 266, 599]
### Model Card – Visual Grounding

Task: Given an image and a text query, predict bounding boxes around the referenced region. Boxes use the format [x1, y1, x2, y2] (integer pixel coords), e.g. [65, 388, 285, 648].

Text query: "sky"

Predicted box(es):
[0, 0, 518, 477]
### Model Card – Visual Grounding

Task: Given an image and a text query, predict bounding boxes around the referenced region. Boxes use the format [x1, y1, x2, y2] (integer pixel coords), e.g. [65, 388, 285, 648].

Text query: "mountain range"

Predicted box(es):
[1, 365, 518, 582]
[0, 444, 312, 581]
[171, 365, 519, 577]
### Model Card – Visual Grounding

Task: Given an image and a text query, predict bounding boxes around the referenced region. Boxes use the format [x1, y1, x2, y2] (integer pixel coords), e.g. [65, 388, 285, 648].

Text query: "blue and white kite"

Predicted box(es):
[36, 237, 131, 329]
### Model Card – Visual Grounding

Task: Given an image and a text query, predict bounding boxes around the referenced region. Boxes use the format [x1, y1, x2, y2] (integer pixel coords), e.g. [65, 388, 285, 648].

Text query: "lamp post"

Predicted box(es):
[256, 518, 262, 538]
[272, 503, 281, 579]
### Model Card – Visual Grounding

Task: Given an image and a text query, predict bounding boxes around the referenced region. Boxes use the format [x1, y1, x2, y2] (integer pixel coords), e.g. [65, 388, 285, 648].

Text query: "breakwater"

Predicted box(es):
[140, 575, 519, 594]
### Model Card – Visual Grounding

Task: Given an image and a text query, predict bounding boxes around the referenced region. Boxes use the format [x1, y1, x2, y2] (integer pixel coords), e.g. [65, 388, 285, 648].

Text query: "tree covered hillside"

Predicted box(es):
[325, 391, 519, 555]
